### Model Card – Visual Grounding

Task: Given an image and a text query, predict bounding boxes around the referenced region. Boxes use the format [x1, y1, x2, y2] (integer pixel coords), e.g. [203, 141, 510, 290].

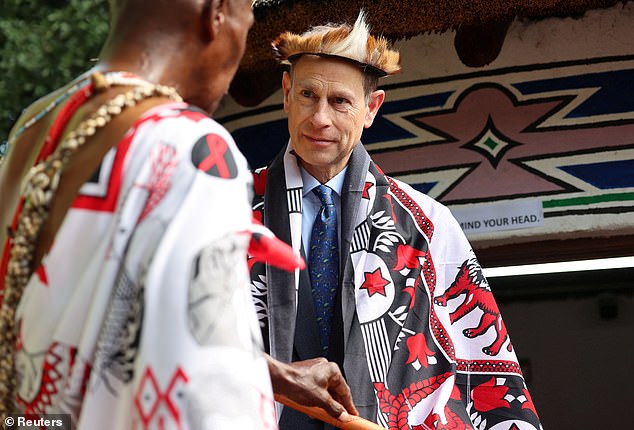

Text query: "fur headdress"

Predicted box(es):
[272, 11, 401, 77]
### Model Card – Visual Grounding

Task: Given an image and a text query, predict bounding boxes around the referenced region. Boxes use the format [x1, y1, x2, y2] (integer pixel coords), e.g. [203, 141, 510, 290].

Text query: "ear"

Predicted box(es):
[364, 89, 385, 128]
[282, 71, 292, 113]
[203, 0, 226, 41]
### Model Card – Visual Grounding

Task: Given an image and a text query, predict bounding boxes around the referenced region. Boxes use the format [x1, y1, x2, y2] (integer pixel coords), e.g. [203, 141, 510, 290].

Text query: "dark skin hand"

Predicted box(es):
[266, 354, 359, 419]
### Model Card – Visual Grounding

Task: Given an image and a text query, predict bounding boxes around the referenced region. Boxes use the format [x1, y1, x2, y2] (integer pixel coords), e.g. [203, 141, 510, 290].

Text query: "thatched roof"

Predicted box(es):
[230, 0, 628, 106]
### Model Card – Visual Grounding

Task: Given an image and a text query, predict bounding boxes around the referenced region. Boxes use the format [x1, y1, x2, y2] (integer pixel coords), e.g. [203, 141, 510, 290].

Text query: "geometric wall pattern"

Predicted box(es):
[222, 55, 634, 242]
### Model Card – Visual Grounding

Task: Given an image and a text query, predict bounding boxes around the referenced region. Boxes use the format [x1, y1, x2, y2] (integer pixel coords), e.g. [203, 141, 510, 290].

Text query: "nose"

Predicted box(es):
[309, 100, 332, 128]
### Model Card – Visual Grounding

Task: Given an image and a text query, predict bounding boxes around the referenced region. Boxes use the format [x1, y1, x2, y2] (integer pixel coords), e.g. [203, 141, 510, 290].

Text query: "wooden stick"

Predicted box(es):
[274, 394, 387, 430]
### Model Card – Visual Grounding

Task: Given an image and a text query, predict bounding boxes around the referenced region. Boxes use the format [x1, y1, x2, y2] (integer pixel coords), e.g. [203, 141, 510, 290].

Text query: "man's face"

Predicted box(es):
[282, 56, 384, 182]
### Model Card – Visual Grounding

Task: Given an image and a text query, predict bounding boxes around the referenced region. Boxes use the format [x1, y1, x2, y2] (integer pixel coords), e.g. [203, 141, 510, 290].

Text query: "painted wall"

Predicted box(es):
[218, 2, 634, 249]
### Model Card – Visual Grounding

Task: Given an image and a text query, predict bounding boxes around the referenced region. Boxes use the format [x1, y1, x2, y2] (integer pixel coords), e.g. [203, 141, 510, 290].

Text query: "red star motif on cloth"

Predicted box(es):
[362, 181, 373, 199]
[360, 268, 389, 297]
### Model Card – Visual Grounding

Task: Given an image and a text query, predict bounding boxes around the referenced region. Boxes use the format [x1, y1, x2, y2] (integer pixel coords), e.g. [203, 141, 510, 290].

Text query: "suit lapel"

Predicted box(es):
[340, 145, 371, 347]
[264, 153, 298, 363]
[339, 145, 379, 417]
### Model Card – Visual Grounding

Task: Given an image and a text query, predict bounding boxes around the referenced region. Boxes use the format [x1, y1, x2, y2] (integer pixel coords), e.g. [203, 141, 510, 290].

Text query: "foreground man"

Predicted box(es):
[250, 11, 543, 430]
[0, 0, 354, 427]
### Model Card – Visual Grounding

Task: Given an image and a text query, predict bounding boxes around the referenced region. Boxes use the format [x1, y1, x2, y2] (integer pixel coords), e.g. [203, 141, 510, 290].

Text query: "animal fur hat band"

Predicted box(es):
[272, 11, 401, 77]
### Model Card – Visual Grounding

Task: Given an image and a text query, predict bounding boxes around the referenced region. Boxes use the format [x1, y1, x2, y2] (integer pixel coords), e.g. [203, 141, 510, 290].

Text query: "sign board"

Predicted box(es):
[450, 200, 544, 234]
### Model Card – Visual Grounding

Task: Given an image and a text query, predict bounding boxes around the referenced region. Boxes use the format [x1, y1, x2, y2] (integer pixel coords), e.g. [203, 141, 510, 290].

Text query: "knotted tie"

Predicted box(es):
[308, 184, 339, 352]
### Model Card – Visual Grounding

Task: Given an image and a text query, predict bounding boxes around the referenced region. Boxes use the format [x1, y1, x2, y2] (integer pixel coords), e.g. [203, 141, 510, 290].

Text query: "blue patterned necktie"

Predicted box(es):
[308, 184, 339, 353]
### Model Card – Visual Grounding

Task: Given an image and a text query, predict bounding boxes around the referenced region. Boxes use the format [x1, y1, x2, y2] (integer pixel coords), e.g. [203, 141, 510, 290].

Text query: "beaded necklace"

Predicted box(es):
[0, 72, 182, 416]
[0, 72, 151, 165]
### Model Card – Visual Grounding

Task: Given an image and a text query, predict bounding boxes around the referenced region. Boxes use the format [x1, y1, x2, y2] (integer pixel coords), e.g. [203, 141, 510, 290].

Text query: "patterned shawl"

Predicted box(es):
[249, 143, 542, 430]
[5, 102, 276, 429]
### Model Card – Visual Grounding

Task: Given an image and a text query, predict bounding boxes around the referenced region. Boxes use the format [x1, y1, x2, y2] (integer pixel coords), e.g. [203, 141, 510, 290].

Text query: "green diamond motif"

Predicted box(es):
[483, 137, 499, 151]
[462, 119, 521, 168]
[473, 129, 508, 158]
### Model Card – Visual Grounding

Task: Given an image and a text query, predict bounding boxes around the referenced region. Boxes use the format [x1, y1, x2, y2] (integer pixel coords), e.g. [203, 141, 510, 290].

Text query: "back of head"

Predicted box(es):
[104, 0, 199, 51]
[102, 0, 254, 113]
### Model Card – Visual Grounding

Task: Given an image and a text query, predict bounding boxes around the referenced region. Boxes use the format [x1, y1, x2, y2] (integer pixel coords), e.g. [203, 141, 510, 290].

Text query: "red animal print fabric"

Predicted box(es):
[434, 259, 512, 357]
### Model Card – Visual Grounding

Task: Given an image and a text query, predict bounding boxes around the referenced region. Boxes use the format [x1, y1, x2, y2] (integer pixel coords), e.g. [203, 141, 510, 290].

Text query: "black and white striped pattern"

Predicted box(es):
[360, 319, 392, 427]
[286, 187, 302, 213]
[375, 407, 389, 428]
[360, 319, 391, 384]
[351, 221, 371, 253]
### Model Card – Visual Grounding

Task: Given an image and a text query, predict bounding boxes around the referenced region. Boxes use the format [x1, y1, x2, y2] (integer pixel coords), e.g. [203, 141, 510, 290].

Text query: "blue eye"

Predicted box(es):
[301, 90, 312, 98]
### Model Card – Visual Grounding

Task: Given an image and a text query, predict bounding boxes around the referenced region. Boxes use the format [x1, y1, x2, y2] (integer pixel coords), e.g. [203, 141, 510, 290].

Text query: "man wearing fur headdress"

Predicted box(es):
[249, 11, 543, 430]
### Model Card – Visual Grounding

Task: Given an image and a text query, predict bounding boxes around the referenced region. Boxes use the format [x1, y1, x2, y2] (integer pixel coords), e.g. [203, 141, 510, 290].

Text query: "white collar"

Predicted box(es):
[300, 165, 347, 197]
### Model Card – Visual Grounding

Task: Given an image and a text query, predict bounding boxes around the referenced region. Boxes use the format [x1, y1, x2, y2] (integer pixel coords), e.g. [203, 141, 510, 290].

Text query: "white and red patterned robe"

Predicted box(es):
[3, 101, 276, 429]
